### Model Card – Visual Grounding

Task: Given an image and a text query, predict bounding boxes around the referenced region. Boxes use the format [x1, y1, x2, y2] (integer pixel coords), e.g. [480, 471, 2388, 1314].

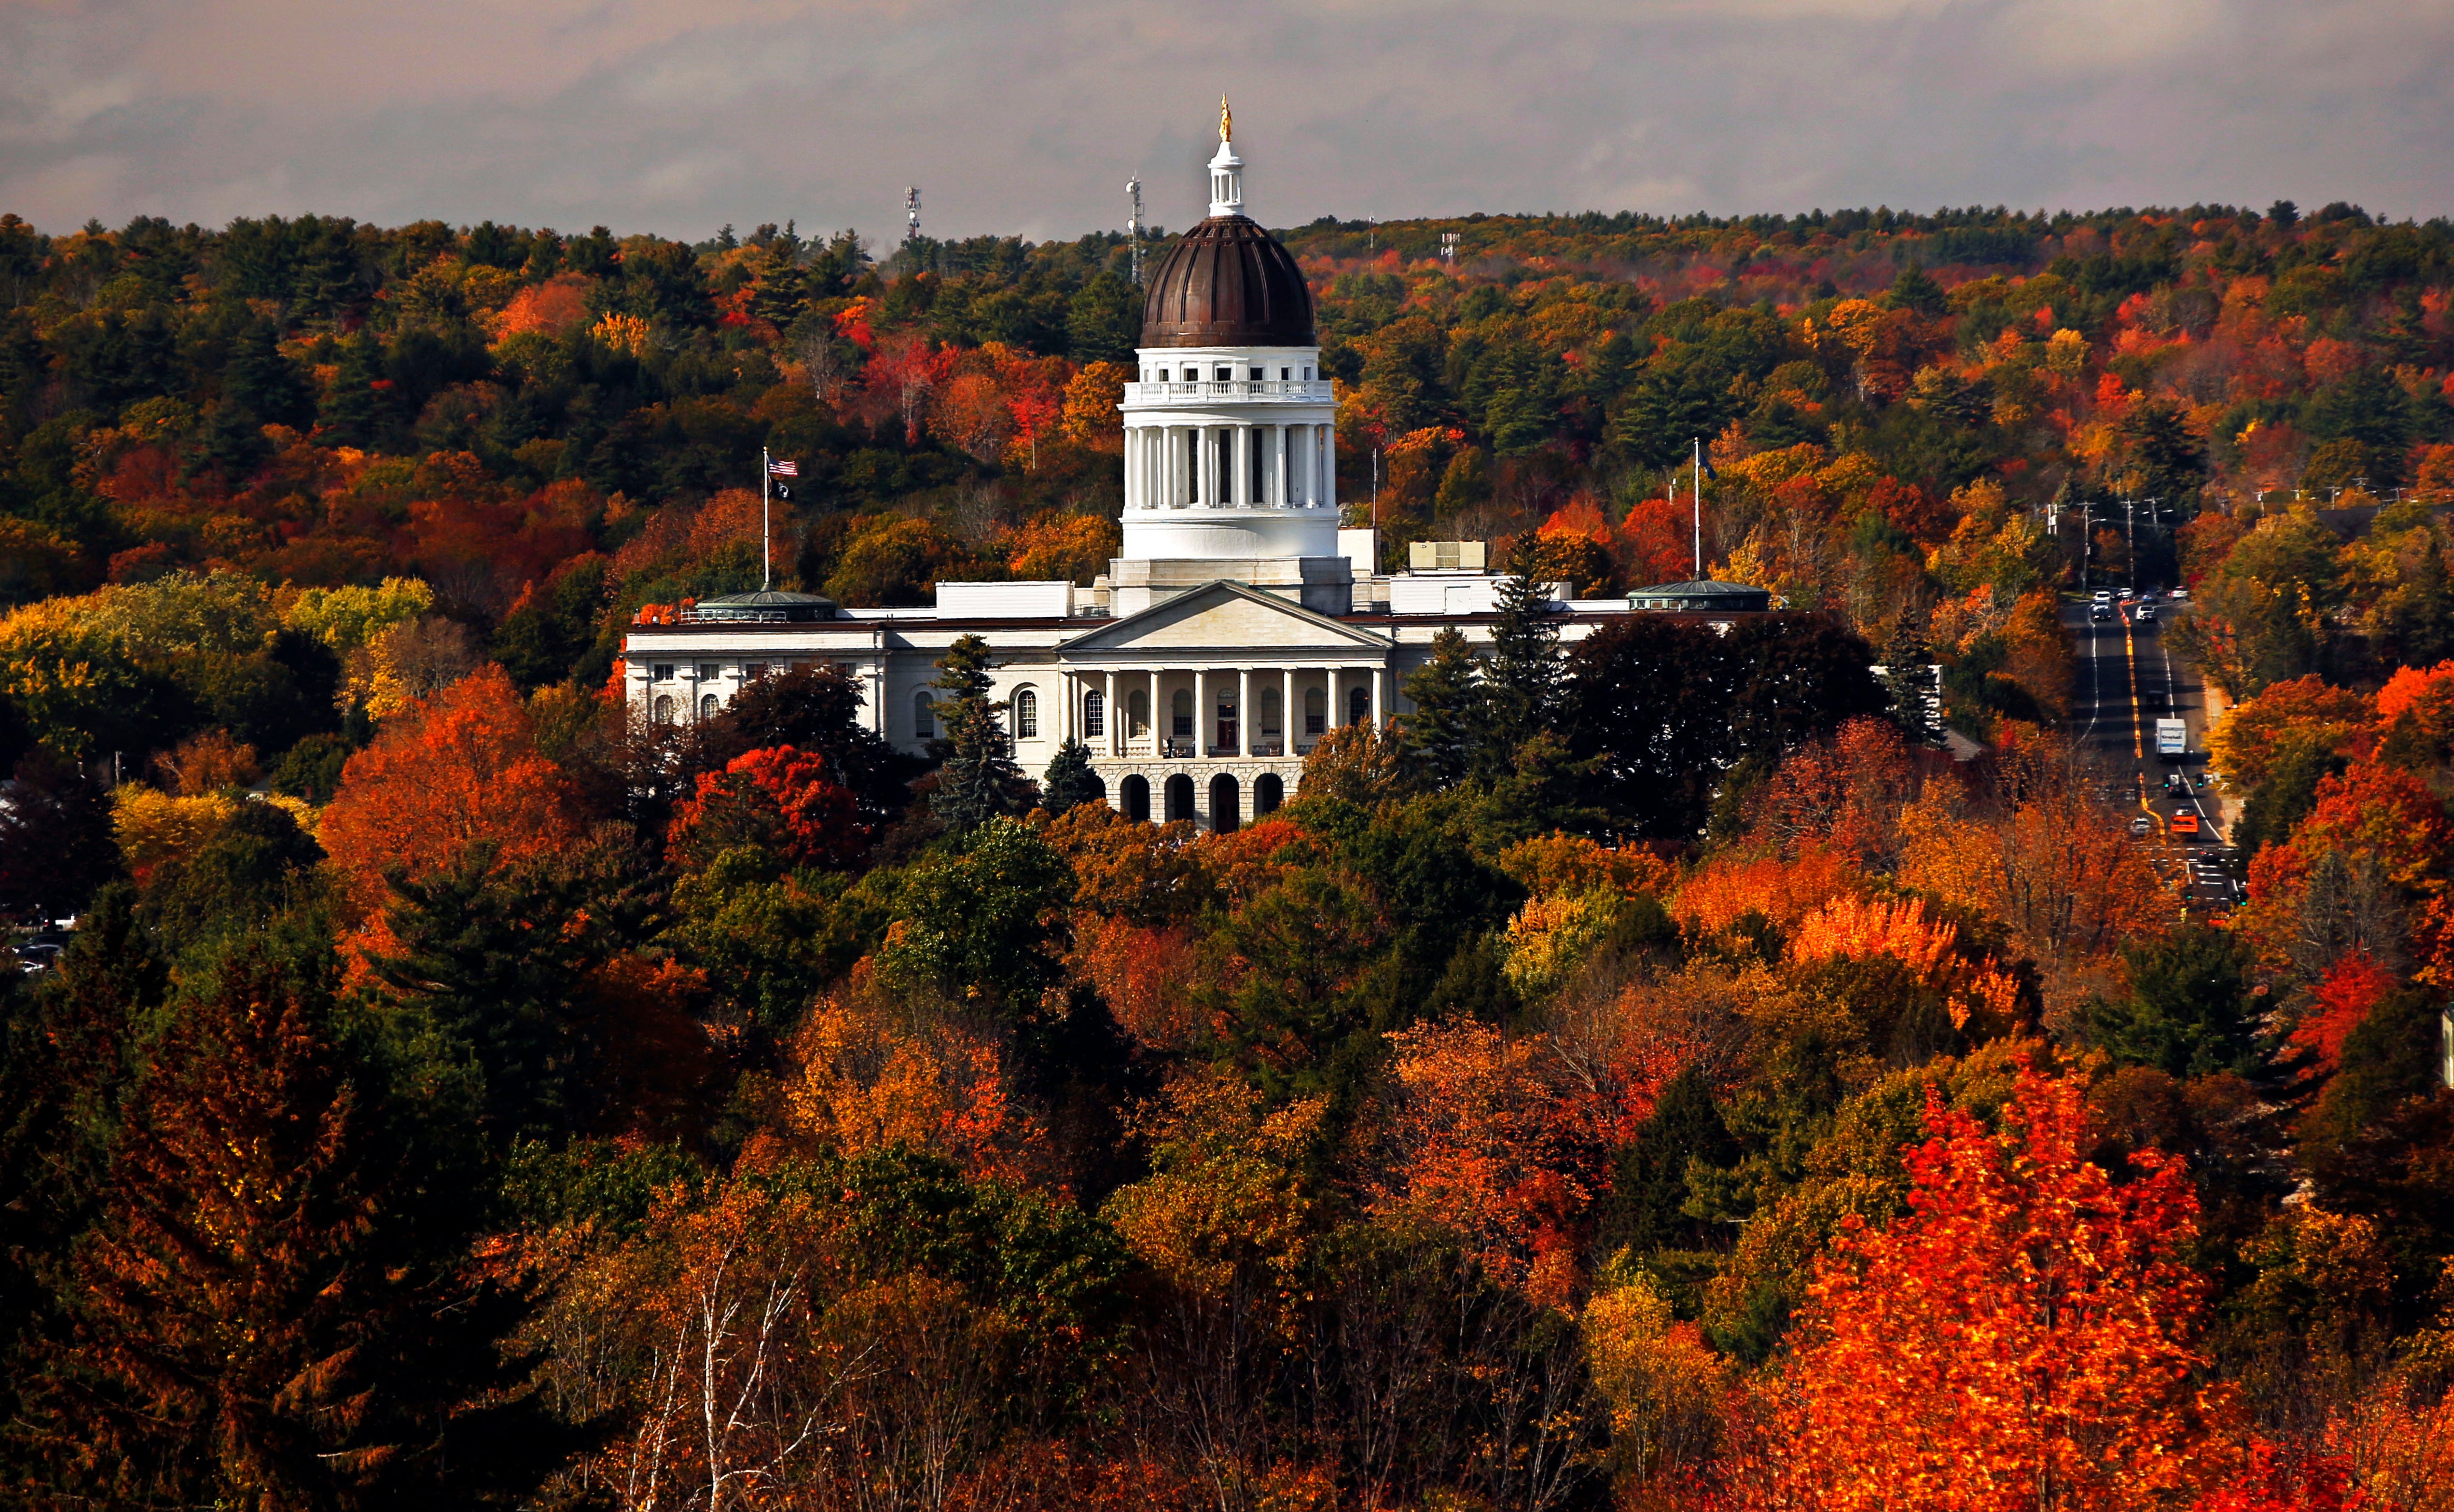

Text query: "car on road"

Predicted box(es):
[2130, 815, 2155, 836]
[2169, 811, 2201, 837]
[2135, 604, 2157, 623]
[2093, 589, 2114, 603]
[2091, 603, 2112, 622]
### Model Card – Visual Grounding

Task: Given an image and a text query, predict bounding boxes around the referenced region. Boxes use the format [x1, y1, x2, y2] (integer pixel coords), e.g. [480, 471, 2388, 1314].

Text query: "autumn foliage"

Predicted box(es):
[316, 663, 583, 914]
[1768, 1064, 2235, 1510]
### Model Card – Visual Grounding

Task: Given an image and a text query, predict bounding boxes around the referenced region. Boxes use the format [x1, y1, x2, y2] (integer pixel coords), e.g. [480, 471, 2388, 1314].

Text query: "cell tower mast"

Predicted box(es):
[1126, 176, 1145, 284]
[904, 185, 921, 244]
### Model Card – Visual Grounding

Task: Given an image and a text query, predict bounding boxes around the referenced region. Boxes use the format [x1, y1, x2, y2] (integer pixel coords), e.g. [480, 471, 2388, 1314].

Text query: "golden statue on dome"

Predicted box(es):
[1220, 96, 1233, 143]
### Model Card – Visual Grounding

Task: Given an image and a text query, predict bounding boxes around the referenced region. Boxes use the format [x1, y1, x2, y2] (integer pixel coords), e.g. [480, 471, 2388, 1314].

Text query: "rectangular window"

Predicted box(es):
[1280, 367, 1290, 380]
[1249, 367, 1263, 380]
[651, 664, 675, 682]
[697, 663, 720, 680]
[745, 662, 767, 680]
[1083, 692, 1105, 739]
[1214, 366, 1230, 381]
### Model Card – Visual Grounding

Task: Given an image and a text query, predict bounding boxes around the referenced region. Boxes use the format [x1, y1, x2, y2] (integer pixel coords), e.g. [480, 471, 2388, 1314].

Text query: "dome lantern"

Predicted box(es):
[1209, 96, 1245, 218]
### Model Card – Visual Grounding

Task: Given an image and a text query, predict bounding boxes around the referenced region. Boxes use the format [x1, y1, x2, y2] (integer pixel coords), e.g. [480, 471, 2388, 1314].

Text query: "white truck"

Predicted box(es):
[2155, 717, 2188, 760]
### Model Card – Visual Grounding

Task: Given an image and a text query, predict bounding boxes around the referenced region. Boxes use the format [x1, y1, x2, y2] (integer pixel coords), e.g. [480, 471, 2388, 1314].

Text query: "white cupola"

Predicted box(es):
[1208, 96, 1244, 218]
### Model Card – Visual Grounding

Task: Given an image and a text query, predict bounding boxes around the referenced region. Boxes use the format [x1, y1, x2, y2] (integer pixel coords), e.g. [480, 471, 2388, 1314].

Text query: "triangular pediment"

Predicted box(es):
[1060, 580, 1387, 655]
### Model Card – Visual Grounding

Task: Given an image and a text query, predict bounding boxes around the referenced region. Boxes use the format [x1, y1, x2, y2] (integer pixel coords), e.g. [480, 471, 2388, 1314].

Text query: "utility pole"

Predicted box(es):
[2125, 497, 2135, 590]
[1126, 177, 1145, 284]
[2082, 501, 2092, 589]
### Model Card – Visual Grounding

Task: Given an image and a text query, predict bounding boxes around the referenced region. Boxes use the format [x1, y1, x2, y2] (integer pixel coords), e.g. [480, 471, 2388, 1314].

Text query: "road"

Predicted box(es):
[2063, 594, 2244, 917]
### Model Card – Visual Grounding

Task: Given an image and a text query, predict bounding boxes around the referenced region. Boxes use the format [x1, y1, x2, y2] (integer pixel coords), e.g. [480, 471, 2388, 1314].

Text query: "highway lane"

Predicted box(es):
[2062, 594, 2244, 917]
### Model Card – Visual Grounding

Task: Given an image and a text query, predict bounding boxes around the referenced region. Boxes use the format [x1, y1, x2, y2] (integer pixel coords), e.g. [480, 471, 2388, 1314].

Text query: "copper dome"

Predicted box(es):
[1139, 215, 1315, 348]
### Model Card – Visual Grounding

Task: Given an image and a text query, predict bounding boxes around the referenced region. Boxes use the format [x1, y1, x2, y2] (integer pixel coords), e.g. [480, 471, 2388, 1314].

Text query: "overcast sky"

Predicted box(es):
[4, 0, 2450, 245]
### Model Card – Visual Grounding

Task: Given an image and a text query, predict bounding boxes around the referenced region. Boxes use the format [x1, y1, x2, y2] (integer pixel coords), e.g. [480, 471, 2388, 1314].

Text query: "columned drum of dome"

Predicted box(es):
[1114, 104, 1345, 613]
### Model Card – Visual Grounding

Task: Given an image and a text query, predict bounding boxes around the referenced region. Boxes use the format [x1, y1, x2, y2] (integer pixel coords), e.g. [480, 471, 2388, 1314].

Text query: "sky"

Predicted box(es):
[4, 0, 2451, 245]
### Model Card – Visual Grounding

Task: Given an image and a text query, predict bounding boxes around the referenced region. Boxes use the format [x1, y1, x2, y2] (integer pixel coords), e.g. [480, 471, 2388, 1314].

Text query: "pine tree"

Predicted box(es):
[318, 329, 393, 449]
[41, 941, 397, 1506]
[1592, 1064, 1738, 1263]
[1879, 603, 1942, 747]
[1041, 738, 1104, 812]
[223, 316, 314, 429]
[929, 633, 1033, 832]
[1482, 546, 1562, 771]
[1397, 626, 1487, 789]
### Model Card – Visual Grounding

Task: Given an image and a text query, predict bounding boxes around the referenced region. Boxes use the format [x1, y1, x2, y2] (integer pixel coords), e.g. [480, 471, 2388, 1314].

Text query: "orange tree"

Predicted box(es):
[1769, 1062, 2239, 1510]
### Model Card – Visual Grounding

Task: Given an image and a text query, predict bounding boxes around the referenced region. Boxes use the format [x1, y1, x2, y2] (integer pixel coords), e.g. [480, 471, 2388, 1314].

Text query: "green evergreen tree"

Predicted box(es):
[1593, 1064, 1739, 1262]
[1885, 262, 1949, 316]
[1482, 547, 1561, 769]
[929, 633, 1033, 832]
[223, 316, 314, 428]
[1879, 603, 1942, 747]
[1041, 738, 1104, 812]
[1396, 627, 1486, 789]
[316, 329, 392, 449]
[2079, 923, 2277, 1081]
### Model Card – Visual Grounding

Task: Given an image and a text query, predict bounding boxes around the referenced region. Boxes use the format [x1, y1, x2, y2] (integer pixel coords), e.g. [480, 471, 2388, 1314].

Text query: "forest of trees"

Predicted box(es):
[3, 194, 2454, 1508]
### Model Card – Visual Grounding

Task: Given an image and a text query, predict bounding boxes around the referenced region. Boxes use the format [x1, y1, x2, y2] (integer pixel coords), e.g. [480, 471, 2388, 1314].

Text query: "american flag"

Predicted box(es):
[767, 458, 799, 478]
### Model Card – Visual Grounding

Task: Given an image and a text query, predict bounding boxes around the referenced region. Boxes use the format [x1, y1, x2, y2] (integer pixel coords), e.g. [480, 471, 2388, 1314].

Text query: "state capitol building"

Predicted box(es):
[622, 107, 1764, 831]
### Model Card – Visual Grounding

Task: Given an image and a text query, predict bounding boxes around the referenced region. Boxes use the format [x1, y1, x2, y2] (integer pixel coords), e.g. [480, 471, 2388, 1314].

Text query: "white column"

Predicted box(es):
[1280, 668, 1293, 755]
[1370, 666, 1383, 728]
[1273, 426, 1288, 506]
[1148, 669, 1160, 752]
[1234, 426, 1251, 508]
[1327, 667, 1341, 732]
[1194, 668, 1208, 755]
[1239, 667, 1252, 755]
[1322, 425, 1337, 514]
[1103, 670, 1117, 755]
[1197, 427, 1212, 506]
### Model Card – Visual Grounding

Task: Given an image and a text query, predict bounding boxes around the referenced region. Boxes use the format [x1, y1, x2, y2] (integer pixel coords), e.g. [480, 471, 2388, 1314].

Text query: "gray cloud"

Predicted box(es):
[2, 0, 2448, 241]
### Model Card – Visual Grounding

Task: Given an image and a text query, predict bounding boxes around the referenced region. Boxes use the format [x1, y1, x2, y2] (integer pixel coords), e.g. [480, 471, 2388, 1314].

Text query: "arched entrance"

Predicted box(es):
[1209, 773, 1240, 834]
[1083, 773, 1109, 808]
[1163, 772, 1196, 823]
[1253, 772, 1284, 817]
[1120, 774, 1151, 823]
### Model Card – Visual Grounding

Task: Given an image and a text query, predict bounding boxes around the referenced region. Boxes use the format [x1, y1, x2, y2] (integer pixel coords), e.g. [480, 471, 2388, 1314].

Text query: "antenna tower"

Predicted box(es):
[904, 186, 921, 244]
[1440, 232, 1460, 265]
[1127, 176, 1145, 284]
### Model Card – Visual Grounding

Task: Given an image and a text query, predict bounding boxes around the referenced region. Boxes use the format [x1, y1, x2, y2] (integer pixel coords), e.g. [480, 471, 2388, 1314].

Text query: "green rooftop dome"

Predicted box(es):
[1628, 580, 1774, 612]
[686, 590, 839, 623]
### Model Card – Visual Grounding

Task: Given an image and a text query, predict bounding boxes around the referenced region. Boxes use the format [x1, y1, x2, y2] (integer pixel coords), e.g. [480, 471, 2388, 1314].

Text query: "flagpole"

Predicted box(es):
[761, 446, 772, 591]
[1691, 436, 1703, 579]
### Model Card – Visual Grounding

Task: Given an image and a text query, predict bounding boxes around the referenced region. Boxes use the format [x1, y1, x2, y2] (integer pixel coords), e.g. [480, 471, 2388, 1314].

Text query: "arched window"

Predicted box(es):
[1163, 773, 1196, 823]
[1128, 689, 1149, 738]
[1121, 774, 1151, 823]
[913, 692, 936, 741]
[1083, 689, 1106, 739]
[1254, 772, 1284, 816]
[1259, 686, 1282, 737]
[1171, 688, 1193, 739]
[1013, 687, 1039, 739]
[651, 695, 676, 725]
[1348, 685, 1371, 727]
[1303, 686, 1326, 736]
[699, 694, 719, 720]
